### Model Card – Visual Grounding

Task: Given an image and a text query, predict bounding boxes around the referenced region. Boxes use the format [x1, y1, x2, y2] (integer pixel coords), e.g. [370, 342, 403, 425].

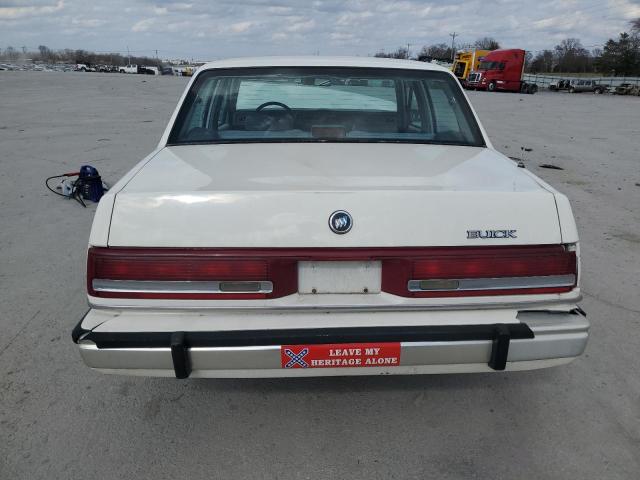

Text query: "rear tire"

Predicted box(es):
[569, 87, 575, 93]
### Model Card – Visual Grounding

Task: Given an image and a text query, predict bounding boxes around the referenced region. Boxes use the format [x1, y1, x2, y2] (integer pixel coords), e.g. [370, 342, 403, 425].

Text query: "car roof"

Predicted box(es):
[198, 56, 451, 73]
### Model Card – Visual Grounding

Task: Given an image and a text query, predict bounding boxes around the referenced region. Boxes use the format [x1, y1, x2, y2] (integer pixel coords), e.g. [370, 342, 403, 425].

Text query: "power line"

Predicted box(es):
[449, 32, 458, 61]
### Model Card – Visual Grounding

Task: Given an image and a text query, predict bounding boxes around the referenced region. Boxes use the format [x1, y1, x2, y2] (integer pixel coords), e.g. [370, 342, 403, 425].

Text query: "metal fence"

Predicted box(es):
[523, 74, 640, 88]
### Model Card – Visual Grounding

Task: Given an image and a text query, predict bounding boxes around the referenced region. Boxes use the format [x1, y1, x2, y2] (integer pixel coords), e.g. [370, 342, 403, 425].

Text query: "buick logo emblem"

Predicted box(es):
[328, 210, 353, 234]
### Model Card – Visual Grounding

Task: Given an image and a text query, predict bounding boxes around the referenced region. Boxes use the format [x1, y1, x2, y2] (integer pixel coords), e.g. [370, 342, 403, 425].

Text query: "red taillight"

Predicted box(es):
[88, 245, 576, 300]
[93, 256, 268, 281]
[384, 246, 576, 297]
[412, 248, 575, 279]
[87, 248, 297, 299]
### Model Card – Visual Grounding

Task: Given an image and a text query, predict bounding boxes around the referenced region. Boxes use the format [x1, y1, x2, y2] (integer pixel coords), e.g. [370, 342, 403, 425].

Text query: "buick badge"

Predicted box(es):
[329, 210, 353, 234]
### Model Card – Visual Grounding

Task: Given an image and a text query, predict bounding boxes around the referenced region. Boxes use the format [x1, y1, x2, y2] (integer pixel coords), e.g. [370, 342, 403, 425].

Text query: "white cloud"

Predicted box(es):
[71, 17, 105, 28]
[229, 20, 253, 33]
[285, 18, 315, 33]
[131, 17, 155, 32]
[330, 32, 356, 41]
[169, 2, 193, 11]
[267, 6, 292, 15]
[0, 0, 64, 19]
[1, 0, 638, 60]
[614, 0, 640, 19]
[271, 32, 288, 41]
[336, 11, 373, 27]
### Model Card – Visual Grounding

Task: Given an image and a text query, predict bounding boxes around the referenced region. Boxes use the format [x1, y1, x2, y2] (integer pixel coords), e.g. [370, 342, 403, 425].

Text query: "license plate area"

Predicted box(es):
[298, 261, 381, 294]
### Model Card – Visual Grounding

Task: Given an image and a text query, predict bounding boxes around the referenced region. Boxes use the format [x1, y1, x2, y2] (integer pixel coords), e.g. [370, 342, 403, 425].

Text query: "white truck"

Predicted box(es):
[74, 64, 95, 72]
[118, 65, 138, 74]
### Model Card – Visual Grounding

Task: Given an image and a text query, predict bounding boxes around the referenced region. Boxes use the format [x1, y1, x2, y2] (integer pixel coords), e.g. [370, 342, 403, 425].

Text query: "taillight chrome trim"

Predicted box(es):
[408, 274, 576, 292]
[92, 279, 274, 294]
[87, 245, 577, 300]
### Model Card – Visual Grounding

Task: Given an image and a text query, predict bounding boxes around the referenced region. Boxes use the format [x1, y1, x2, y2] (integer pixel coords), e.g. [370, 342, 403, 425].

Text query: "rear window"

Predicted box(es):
[168, 67, 485, 147]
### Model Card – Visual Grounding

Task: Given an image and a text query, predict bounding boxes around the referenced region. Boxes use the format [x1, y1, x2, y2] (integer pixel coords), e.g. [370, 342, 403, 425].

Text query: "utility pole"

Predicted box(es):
[127, 46, 130, 66]
[406, 43, 412, 59]
[449, 32, 458, 61]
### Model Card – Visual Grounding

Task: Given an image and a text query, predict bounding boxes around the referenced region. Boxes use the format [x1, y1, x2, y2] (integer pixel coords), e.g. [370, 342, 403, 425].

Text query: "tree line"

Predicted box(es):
[375, 37, 501, 62]
[529, 29, 640, 75]
[0, 45, 170, 68]
[375, 19, 640, 76]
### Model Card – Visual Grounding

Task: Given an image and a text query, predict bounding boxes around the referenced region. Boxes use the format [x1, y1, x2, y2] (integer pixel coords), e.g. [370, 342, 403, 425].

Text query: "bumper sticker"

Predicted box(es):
[281, 343, 401, 369]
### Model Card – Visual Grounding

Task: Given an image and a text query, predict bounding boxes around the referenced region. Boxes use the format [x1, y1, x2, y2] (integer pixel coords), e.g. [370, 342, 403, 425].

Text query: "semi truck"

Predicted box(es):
[451, 49, 491, 85]
[466, 49, 538, 94]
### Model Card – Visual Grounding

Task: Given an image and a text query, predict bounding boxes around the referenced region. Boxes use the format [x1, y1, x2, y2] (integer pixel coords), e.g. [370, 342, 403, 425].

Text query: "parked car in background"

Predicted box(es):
[171, 65, 197, 76]
[73, 56, 588, 379]
[568, 79, 605, 94]
[119, 65, 138, 74]
[139, 65, 159, 75]
[612, 83, 640, 95]
[549, 79, 571, 91]
[74, 64, 95, 72]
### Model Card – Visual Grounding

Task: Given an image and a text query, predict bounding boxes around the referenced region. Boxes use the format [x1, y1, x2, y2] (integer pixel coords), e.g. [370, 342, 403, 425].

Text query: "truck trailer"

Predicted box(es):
[466, 49, 538, 94]
[451, 49, 491, 85]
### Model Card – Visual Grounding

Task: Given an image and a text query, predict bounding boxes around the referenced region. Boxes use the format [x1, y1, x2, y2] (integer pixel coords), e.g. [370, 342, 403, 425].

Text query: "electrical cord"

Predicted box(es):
[45, 174, 69, 197]
[45, 174, 86, 207]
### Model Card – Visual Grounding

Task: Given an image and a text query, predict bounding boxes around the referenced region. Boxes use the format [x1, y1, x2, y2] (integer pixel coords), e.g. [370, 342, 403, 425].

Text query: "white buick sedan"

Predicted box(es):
[72, 57, 588, 378]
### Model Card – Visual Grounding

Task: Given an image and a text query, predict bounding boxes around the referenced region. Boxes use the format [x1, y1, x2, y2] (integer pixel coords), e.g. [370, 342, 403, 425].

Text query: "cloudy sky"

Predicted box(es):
[1, 0, 639, 60]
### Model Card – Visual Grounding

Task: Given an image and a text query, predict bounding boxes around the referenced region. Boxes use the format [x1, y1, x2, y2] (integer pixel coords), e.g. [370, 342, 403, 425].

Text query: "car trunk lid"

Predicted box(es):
[107, 143, 562, 247]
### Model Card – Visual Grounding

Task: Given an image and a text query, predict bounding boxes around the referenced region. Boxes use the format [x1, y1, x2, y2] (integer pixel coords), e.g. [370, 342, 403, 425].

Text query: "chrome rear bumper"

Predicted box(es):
[74, 310, 589, 378]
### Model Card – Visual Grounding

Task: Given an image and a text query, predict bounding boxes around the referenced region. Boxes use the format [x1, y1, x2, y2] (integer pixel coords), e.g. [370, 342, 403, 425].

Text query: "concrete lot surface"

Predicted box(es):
[1, 72, 639, 479]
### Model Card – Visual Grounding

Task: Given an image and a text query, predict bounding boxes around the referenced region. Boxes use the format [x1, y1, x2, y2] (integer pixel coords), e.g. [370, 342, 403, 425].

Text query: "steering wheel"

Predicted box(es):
[256, 101, 292, 112]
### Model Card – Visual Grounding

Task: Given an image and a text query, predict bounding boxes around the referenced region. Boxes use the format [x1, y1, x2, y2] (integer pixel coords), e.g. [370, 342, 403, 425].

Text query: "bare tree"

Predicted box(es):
[4, 46, 19, 61]
[528, 50, 555, 73]
[554, 38, 591, 72]
[474, 37, 500, 50]
[38, 45, 52, 62]
[416, 43, 453, 61]
[374, 47, 409, 59]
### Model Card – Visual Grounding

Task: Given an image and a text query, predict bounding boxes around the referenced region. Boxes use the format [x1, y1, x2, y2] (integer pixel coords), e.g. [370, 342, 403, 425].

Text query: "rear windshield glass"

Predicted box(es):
[168, 67, 485, 147]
